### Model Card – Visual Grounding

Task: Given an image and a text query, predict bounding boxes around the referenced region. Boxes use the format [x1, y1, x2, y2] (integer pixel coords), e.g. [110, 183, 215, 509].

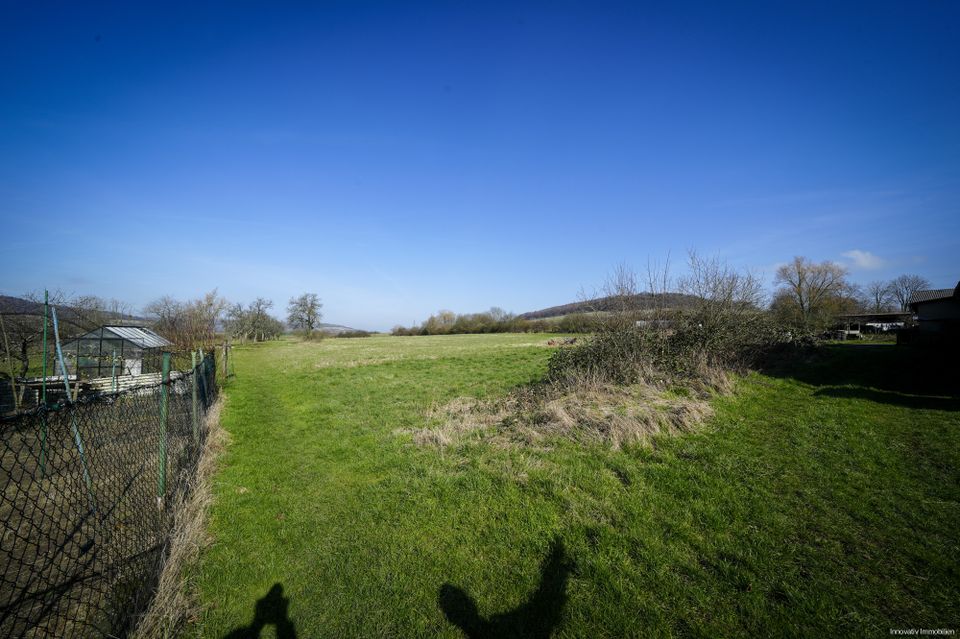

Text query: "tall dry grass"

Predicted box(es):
[132, 399, 226, 639]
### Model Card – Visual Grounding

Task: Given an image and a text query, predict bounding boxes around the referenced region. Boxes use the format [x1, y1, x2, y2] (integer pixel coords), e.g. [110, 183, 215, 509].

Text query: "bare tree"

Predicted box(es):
[223, 303, 248, 341]
[249, 298, 277, 342]
[488, 307, 512, 323]
[838, 281, 866, 314]
[644, 254, 673, 324]
[773, 257, 849, 330]
[679, 251, 764, 327]
[144, 290, 228, 349]
[224, 301, 280, 343]
[0, 290, 90, 380]
[71, 295, 133, 328]
[866, 280, 895, 313]
[144, 296, 185, 339]
[287, 293, 323, 335]
[184, 290, 229, 347]
[577, 262, 643, 330]
[888, 274, 932, 311]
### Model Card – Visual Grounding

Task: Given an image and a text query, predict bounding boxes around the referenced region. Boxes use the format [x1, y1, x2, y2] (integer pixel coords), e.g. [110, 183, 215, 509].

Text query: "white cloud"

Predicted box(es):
[842, 249, 885, 270]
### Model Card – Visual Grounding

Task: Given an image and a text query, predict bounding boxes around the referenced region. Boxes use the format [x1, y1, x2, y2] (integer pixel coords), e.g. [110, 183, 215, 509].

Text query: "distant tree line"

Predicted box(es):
[545, 253, 939, 395]
[225, 297, 286, 343]
[1, 287, 328, 387]
[390, 307, 615, 336]
[392, 258, 935, 338]
[771, 261, 930, 331]
[147, 291, 325, 346]
[143, 291, 288, 347]
[145, 290, 229, 349]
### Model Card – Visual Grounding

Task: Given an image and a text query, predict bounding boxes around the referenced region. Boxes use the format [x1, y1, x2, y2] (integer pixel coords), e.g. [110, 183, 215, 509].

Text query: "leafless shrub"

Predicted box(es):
[222, 298, 284, 343]
[144, 290, 229, 350]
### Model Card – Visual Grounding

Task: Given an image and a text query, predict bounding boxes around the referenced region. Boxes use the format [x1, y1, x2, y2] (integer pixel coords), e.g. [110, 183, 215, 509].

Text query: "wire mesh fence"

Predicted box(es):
[0, 351, 218, 638]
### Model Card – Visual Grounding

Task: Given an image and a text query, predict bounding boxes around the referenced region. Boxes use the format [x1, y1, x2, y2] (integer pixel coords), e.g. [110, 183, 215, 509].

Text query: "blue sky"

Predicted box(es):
[1, 1, 957, 330]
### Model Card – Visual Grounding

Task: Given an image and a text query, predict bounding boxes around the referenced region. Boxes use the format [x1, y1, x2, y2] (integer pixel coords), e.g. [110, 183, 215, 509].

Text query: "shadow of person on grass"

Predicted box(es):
[223, 583, 297, 639]
[439, 538, 570, 639]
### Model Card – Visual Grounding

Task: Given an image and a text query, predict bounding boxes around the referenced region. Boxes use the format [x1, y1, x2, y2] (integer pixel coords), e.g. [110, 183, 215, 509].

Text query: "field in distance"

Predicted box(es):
[192, 333, 959, 637]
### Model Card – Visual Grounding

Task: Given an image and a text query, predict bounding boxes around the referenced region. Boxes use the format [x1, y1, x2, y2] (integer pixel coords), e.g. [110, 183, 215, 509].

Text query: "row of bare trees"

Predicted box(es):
[146, 292, 326, 345]
[392, 253, 936, 339]
[144, 291, 284, 346]
[606, 254, 931, 333]
[772, 259, 931, 329]
[0, 289, 303, 386]
[0, 292, 136, 380]
[223, 298, 286, 343]
[146, 291, 326, 345]
[865, 274, 932, 313]
[144, 290, 230, 350]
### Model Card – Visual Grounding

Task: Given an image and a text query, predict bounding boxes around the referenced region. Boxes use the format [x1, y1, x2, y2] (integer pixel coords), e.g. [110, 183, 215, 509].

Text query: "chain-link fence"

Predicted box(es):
[0, 351, 218, 638]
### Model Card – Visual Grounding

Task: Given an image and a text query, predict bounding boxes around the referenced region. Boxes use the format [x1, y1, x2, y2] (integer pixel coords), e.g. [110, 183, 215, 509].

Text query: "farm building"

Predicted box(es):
[835, 311, 911, 337]
[899, 282, 960, 346]
[61, 325, 172, 378]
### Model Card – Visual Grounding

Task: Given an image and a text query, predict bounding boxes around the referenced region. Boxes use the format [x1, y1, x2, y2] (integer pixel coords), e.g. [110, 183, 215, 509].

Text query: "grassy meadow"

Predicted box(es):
[191, 334, 959, 637]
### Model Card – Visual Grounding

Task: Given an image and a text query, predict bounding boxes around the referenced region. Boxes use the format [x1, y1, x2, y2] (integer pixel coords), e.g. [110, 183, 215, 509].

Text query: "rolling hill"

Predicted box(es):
[517, 292, 699, 320]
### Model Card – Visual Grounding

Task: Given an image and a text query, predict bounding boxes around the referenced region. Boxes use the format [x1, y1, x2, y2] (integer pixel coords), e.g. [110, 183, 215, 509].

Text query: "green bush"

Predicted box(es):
[335, 330, 373, 338]
[547, 311, 796, 387]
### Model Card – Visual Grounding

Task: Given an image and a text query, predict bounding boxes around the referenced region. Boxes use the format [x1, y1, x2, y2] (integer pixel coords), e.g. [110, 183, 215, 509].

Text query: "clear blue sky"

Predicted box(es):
[2, 1, 957, 330]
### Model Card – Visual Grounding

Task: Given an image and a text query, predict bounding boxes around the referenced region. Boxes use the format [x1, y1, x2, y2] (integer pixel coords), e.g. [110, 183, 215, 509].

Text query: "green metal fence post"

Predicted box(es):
[199, 348, 206, 394]
[158, 351, 170, 503]
[51, 305, 96, 515]
[111, 348, 117, 393]
[40, 290, 48, 477]
[191, 350, 199, 441]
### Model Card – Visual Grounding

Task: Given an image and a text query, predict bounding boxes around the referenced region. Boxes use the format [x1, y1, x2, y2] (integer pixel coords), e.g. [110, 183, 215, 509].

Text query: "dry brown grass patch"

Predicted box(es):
[131, 399, 227, 639]
[410, 368, 731, 450]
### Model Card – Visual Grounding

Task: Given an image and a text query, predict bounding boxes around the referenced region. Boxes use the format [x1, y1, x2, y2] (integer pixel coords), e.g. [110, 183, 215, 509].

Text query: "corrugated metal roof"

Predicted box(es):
[102, 326, 172, 348]
[63, 325, 173, 348]
[908, 288, 956, 305]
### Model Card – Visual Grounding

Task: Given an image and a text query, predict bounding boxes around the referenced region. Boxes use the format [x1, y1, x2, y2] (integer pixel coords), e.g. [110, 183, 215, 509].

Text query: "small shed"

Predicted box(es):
[61, 325, 173, 378]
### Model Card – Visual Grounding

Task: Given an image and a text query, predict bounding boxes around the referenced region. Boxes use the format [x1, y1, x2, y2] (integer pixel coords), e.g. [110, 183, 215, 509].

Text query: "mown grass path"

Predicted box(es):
[193, 335, 959, 637]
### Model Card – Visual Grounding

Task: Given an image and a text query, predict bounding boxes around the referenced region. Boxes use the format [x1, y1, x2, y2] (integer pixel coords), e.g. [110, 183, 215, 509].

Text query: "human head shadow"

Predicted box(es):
[439, 537, 570, 639]
[222, 583, 297, 639]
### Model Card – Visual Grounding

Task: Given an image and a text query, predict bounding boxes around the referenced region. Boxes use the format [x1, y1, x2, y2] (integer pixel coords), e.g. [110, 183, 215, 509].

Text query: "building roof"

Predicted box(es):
[908, 281, 960, 308]
[63, 325, 173, 349]
[909, 288, 955, 305]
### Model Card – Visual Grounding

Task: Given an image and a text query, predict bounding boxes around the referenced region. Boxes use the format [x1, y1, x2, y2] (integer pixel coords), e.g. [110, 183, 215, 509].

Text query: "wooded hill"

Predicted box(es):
[517, 293, 699, 320]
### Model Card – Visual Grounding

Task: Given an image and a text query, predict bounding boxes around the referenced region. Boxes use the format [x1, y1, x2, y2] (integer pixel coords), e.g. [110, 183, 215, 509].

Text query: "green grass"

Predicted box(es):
[193, 335, 959, 637]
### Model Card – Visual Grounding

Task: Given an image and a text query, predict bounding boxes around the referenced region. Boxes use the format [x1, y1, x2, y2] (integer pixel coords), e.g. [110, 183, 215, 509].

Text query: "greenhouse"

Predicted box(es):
[60, 325, 172, 378]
